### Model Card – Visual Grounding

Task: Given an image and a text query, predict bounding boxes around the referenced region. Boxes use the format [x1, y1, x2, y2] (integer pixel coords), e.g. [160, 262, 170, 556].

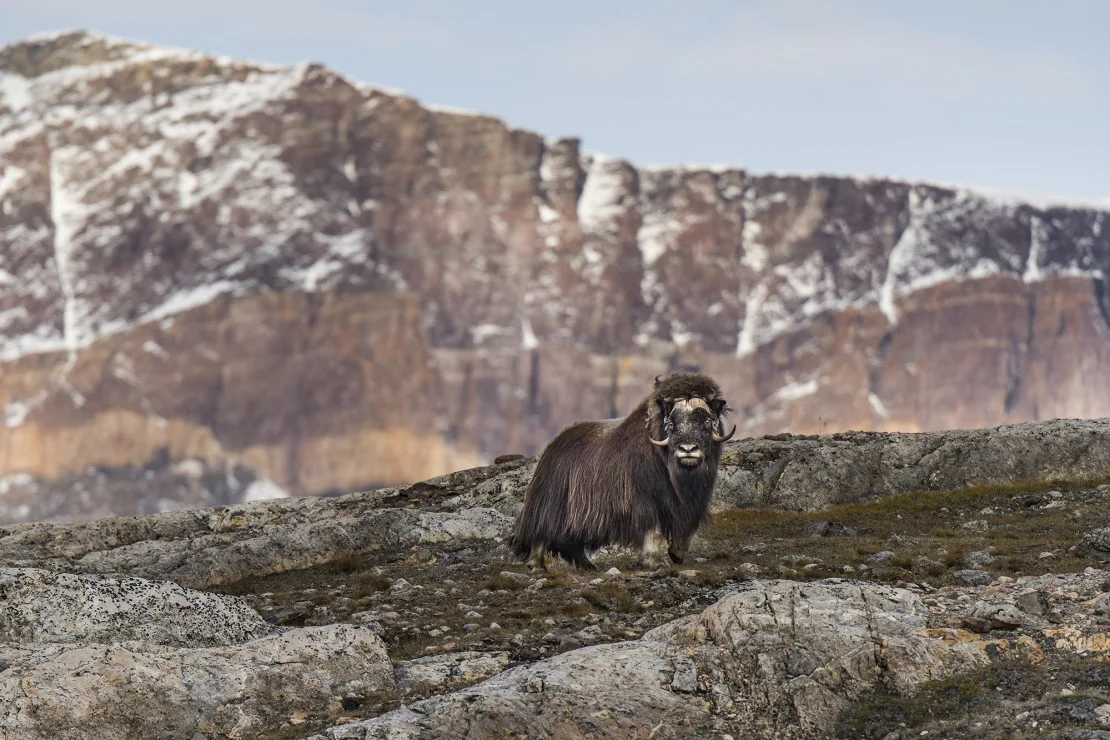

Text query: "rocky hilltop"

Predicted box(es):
[4, 31, 1110, 519]
[1, 419, 1110, 738]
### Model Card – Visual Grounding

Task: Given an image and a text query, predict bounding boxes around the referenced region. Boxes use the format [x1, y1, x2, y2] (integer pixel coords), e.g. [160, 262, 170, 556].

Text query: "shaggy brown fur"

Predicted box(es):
[509, 373, 734, 570]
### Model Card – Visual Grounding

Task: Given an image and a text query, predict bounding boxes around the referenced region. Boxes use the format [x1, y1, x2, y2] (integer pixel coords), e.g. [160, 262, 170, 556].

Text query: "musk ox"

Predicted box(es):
[509, 372, 735, 573]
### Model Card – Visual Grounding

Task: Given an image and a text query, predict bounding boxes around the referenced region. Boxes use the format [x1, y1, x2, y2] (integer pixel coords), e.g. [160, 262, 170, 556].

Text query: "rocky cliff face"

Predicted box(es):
[3, 31, 1110, 519]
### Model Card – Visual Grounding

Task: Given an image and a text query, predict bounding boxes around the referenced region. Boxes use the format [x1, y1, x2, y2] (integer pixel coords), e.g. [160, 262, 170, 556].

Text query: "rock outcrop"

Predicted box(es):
[0, 568, 394, 739]
[4, 31, 1110, 520]
[306, 580, 1005, 739]
[0, 567, 271, 646]
[0, 565, 1086, 740]
[2, 624, 394, 739]
[717, 416, 1110, 510]
[1, 417, 1106, 589]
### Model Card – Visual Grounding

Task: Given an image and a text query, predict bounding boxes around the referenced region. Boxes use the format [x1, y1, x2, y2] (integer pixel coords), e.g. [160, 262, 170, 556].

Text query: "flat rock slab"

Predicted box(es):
[0, 568, 272, 647]
[715, 418, 1110, 511]
[0, 483, 521, 589]
[408, 508, 514, 544]
[307, 579, 1006, 740]
[394, 650, 512, 698]
[0, 624, 393, 740]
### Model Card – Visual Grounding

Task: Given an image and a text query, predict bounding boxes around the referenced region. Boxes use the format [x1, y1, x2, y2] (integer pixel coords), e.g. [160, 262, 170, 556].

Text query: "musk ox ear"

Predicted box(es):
[646, 397, 669, 439]
[709, 397, 736, 442]
[654, 374, 665, 388]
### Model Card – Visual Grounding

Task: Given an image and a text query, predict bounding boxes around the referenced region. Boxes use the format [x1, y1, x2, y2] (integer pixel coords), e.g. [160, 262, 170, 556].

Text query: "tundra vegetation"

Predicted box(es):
[209, 475, 1110, 737]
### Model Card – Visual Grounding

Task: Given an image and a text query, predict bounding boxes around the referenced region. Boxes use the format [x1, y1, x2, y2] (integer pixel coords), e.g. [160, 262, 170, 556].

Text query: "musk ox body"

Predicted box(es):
[510, 373, 735, 572]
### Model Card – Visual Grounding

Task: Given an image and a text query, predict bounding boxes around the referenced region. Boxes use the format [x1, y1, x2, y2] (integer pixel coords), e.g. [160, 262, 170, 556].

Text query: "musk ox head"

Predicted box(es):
[646, 373, 736, 469]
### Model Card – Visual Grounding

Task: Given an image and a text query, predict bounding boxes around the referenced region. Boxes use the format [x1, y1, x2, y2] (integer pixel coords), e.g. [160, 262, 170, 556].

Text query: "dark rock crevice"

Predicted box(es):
[868, 329, 895, 410]
[1004, 293, 1037, 415]
[1093, 276, 1110, 333]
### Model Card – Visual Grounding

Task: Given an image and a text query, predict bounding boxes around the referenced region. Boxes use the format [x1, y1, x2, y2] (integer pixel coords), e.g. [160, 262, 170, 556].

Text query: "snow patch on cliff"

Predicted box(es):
[578, 155, 628, 234]
[736, 283, 769, 357]
[0, 165, 28, 202]
[771, 379, 820, 404]
[0, 74, 32, 111]
[46, 145, 89, 408]
[638, 210, 677, 267]
[757, 167, 1110, 213]
[868, 393, 889, 419]
[4, 391, 47, 428]
[1023, 216, 1047, 283]
[143, 281, 240, 324]
[243, 478, 289, 503]
[520, 316, 538, 350]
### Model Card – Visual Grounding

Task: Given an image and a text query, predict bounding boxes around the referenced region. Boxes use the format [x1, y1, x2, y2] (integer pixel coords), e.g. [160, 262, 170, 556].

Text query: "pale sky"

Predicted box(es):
[2, 0, 1108, 199]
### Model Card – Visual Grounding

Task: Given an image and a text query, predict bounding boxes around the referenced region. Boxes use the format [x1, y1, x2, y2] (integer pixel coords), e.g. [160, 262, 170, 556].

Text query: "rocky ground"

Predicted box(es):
[5, 421, 1110, 738]
[226, 480, 1110, 739]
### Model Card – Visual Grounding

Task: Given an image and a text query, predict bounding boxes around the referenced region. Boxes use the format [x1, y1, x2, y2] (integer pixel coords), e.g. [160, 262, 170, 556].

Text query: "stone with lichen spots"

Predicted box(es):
[0, 567, 271, 647]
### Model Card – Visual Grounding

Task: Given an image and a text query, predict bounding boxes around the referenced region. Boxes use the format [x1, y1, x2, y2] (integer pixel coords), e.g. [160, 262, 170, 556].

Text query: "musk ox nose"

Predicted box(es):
[675, 442, 702, 466]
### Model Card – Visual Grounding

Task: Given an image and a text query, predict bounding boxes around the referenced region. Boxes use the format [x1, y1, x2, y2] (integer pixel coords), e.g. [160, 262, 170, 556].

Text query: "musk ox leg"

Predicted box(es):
[528, 545, 548, 575]
[668, 533, 694, 565]
[640, 527, 668, 569]
[560, 542, 597, 571]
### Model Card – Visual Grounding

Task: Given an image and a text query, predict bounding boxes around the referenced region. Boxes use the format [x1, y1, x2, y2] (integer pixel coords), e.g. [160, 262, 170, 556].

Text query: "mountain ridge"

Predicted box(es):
[2, 30, 1109, 359]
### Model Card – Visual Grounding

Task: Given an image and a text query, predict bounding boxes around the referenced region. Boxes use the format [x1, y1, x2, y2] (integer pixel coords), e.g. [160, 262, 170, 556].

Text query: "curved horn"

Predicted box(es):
[712, 423, 736, 443]
[649, 434, 670, 447]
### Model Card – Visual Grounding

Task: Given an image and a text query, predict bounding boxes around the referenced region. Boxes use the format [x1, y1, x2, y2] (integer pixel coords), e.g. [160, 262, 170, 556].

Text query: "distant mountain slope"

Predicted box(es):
[2, 30, 1110, 521]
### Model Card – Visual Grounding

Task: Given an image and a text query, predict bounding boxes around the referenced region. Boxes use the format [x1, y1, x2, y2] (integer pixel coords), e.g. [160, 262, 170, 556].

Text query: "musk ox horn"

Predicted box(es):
[712, 423, 736, 443]
[649, 434, 670, 447]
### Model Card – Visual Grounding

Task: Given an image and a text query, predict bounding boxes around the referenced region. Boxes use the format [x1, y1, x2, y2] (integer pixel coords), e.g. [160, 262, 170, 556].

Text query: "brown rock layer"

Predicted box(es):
[0, 291, 481, 495]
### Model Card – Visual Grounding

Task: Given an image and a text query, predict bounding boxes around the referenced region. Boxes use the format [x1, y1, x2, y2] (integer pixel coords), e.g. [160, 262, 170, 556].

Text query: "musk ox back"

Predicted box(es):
[509, 372, 735, 572]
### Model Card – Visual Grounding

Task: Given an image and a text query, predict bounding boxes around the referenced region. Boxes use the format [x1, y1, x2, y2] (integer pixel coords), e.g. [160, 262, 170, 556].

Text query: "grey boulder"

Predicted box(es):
[308, 579, 997, 739]
[0, 567, 271, 647]
[0, 624, 393, 740]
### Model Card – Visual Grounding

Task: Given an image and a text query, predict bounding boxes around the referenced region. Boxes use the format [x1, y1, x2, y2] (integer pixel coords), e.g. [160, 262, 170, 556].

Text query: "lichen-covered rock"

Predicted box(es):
[1080, 526, 1110, 561]
[0, 485, 504, 588]
[406, 508, 514, 544]
[394, 651, 511, 698]
[0, 568, 272, 647]
[965, 551, 998, 568]
[715, 418, 1110, 511]
[307, 580, 1003, 740]
[965, 602, 1025, 630]
[0, 624, 393, 740]
[953, 569, 994, 586]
